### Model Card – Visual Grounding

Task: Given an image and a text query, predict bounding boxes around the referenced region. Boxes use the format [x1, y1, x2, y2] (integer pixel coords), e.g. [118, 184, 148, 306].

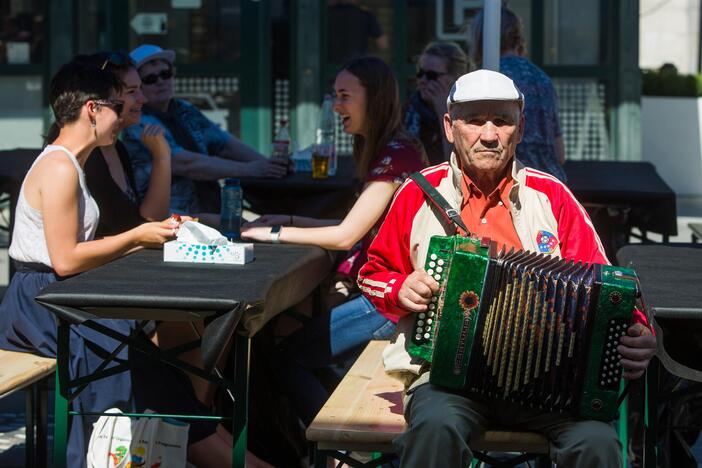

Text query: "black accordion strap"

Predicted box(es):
[409, 172, 470, 235]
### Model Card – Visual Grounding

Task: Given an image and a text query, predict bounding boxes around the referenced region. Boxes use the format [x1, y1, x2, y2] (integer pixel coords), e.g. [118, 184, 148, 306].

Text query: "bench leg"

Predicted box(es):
[36, 376, 49, 468]
[310, 442, 327, 468]
[53, 321, 70, 468]
[25, 382, 36, 468]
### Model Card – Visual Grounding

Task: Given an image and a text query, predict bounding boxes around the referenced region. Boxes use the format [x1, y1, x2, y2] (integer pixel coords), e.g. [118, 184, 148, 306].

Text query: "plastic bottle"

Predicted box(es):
[272, 119, 292, 174]
[220, 178, 242, 241]
[317, 94, 336, 176]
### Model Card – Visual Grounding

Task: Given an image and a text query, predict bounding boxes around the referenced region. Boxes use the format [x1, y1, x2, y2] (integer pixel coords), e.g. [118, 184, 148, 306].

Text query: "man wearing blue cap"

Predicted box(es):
[122, 44, 287, 218]
[357, 69, 656, 467]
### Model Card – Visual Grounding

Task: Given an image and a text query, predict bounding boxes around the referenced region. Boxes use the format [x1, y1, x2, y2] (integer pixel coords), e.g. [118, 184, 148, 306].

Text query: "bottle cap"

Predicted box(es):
[224, 178, 240, 186]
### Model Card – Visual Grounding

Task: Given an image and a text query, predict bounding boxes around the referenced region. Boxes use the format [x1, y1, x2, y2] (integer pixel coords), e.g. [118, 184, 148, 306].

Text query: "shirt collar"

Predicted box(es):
[460, 167, 514, 207]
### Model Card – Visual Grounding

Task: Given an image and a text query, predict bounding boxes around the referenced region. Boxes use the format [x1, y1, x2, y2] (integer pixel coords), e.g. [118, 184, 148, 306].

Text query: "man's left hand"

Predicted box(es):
[618, 323, 657, 380]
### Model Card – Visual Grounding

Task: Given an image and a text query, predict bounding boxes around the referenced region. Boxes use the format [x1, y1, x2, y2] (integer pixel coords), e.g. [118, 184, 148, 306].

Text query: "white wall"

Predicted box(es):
[640, 0, 701, 74]
[641, 96, 702, 196]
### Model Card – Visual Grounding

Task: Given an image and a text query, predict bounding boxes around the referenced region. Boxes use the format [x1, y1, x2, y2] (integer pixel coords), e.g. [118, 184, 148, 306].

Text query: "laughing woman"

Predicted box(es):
[0, 58, 179, 466]
[241, 56, 427, 425]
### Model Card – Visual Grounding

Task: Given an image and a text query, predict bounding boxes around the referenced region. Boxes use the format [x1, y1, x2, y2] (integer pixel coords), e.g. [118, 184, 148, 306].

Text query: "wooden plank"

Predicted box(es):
[0, 350, 56, 399]
[307, 340, 550, 454]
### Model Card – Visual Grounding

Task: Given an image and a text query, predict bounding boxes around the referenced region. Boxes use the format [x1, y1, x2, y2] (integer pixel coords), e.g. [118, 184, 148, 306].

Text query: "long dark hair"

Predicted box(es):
[339, 56, 425, 180]
[45, 53, 129, 146]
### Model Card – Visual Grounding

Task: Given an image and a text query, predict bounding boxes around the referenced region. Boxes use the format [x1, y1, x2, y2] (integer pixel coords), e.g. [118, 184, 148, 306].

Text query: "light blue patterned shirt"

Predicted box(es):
[500, 56, 566, 181]
[122, 98, 231, 214]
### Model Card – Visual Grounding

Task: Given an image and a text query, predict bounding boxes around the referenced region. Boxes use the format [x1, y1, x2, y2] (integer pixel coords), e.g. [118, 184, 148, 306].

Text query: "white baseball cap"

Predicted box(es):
[447, 69, 524, 110]
[129, 44, 176, 69]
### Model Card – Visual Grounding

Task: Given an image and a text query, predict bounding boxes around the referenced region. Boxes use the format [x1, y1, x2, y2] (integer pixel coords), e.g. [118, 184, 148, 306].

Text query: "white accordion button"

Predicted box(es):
[438, 259, 444, 266]
[429, 261, 436, 268]
[415, 334, 422, 341]
[434, 274, 441, 281]
[436, 266, 443, 273]
[424, 333, 430, 339]
[417, 320, 424, 326]
[430, 254, 437, 260]
[419, 313, 426, 319]
[427, 269, 434, 276]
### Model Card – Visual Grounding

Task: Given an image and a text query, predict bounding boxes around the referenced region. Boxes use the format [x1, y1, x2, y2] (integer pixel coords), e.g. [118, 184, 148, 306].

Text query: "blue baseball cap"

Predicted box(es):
[129, 44, 175, 69]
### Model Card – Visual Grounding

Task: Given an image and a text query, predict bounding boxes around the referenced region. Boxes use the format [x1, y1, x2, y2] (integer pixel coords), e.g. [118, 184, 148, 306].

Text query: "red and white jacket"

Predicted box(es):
[358, 154, 648, 380]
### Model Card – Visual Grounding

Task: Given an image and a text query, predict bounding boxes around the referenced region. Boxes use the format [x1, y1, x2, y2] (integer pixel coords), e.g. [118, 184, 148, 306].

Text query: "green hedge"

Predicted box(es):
[642, 64, 702, 97]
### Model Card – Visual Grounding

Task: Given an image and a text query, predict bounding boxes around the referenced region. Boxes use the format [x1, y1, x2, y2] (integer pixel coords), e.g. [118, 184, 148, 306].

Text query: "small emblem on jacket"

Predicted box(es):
[536, 230, 558, 254]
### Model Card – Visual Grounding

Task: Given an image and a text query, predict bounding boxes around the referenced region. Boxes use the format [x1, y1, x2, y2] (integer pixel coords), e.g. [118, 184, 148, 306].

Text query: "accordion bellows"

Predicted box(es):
[408, 235, 637, 421]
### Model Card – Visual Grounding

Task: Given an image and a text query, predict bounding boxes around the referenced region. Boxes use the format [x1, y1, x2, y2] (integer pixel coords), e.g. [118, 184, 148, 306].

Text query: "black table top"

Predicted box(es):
[37, 244, 334, 335]
[617, 243, 702, 377]
[564, 160, 677, 236]
[240, 157, 359, 218]
[617, 244, 702, 314]
[0, 148, 39, 191]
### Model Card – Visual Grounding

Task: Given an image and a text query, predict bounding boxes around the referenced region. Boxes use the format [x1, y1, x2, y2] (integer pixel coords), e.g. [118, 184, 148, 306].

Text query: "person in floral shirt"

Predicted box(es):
[469, 7, 567, 181]
[242, 56, 427, 426]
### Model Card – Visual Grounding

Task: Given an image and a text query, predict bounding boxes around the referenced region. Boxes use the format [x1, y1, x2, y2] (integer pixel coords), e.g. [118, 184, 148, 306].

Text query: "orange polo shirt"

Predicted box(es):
[459, 172, 523, 252]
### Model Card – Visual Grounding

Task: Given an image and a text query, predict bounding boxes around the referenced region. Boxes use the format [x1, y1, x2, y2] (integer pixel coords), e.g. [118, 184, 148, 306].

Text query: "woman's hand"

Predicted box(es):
[424, 79, 453, 117]
[240, 226, 275, 243]
[141, 124, 171, 161]
[243, 214, 292, 228]
[133, 220, 178, 248]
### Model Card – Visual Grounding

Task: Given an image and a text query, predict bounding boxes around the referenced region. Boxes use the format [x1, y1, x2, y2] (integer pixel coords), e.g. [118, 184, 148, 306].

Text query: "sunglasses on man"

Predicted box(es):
[416, 68, 448, 81]
[93, 99, 125, 117]
[141, 68, 174, 85]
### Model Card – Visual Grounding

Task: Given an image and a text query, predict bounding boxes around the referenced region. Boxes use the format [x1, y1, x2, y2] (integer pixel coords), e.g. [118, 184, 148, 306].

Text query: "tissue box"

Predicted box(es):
[163, 240, 254, 264]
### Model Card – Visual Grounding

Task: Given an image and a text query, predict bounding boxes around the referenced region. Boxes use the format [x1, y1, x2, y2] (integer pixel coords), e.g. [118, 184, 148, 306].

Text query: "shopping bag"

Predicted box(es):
[87, 408, 189, 468]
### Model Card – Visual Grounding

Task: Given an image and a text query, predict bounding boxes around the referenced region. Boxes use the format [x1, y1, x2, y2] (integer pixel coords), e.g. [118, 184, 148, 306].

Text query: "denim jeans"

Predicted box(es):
[277, 294, 396, 425]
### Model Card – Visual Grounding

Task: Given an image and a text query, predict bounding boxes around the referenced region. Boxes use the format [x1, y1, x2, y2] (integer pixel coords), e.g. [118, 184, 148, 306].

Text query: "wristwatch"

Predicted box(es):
[270, 225, 282, 243]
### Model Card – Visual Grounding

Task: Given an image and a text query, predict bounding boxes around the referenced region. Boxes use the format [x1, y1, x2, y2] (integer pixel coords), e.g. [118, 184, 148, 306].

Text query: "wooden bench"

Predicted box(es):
[690, 222, 702, 243]
[0, 349, 56, 468]
[307, 340, 550, 468]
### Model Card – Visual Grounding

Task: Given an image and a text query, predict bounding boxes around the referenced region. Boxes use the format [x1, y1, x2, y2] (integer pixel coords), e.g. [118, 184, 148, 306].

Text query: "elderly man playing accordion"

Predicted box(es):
[357, 69, 656, 468]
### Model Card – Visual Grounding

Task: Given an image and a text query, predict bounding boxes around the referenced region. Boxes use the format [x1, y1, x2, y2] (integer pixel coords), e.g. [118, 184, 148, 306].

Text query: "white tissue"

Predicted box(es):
[176, 221, 228, 246]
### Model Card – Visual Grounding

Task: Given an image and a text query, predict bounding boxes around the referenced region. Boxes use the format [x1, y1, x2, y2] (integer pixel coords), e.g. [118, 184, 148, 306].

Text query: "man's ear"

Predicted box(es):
[516, 111, 525, 143]
[443, 112, 454, 144]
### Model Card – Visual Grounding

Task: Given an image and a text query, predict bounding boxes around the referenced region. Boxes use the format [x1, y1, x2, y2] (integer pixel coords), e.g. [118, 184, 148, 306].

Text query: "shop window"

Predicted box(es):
[0, 0, 44, 64]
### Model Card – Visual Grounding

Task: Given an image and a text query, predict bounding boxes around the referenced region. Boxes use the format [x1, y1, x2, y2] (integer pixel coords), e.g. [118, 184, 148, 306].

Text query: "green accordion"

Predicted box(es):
[408, 235, 638, 421]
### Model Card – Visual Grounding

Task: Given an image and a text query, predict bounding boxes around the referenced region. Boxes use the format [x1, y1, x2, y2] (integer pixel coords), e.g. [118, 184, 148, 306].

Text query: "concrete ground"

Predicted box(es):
[0, 199, 701, 467]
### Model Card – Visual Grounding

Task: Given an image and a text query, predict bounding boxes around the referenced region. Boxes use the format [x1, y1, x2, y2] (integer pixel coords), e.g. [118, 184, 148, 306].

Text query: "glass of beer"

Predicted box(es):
[312, 144, 331, 179]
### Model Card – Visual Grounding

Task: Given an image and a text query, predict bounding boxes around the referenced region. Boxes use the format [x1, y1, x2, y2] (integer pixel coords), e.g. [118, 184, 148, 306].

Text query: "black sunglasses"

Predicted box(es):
[94, 99, 125, 117]
[141, 68, 174, 85]
[100, 51, 133, 70]
[416, 68, 447, 81]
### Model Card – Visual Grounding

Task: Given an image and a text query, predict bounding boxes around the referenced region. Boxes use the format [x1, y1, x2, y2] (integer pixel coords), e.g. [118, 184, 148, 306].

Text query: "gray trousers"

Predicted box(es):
[394, 383, 622, 468]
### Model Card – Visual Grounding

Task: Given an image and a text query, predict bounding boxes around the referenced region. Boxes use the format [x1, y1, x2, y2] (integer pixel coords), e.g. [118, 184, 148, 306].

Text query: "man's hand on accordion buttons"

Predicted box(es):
[618, 323, 657, 380]
[398, 270, 439, 313]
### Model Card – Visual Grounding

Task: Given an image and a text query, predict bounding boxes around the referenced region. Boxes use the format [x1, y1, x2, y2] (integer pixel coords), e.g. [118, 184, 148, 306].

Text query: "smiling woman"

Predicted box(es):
[241, 56, 427, 428]
[79, 52, 173, 238]
[0, 55, 181, 467]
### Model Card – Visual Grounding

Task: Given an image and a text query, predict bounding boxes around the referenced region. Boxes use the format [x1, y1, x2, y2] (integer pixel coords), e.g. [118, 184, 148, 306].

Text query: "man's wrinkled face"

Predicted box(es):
[444, 100, 524, 176]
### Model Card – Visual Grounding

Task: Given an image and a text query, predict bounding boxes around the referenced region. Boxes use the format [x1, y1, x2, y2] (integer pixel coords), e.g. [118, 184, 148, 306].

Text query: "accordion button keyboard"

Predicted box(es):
[429, 261, 436, 268]
[434, 274, 441, 281]
[427, 269, 434, 276]
[437, 259, 444, 266]
[430, 254, 438, 261]
[597, 318, 629, 390]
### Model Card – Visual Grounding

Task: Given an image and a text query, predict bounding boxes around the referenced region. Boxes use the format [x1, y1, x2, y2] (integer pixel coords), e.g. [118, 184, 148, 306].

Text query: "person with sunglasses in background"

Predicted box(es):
[403, 41, 469, 165]
[121, 44, 287, 223]
[0, 56, 184, 467]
